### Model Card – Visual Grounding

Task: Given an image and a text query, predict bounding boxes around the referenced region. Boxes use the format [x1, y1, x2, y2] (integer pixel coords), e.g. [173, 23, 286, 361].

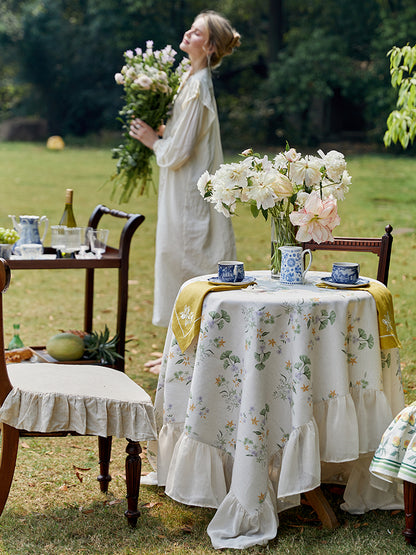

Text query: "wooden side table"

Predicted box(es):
[7, 204, 145, 372]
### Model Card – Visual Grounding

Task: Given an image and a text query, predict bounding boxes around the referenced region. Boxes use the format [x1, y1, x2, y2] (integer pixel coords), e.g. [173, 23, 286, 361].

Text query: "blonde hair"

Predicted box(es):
[197, 10, 241, 68]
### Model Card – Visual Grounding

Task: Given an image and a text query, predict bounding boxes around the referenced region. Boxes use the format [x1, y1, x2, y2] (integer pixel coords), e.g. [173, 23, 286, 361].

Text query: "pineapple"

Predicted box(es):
[83, 325, 123, 365]
[61, 326, 123, 365]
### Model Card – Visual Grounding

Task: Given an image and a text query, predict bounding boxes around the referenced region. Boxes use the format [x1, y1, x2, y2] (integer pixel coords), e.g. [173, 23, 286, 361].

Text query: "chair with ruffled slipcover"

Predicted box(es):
[0, 259, 157, 526]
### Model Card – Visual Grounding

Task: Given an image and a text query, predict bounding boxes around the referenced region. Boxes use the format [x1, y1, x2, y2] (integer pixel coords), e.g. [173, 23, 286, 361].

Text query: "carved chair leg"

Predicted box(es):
[403, 480, 416, 545]
[304, 486, 340, 529]
[97, 436, 112, 493]
[0, 424, 20, 516]
[124, 439, 142, 527]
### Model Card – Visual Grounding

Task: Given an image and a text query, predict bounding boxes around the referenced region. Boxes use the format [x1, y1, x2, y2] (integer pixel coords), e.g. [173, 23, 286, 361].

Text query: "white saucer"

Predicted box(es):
[320, 276, 370, 289]
[208, 276, 256, 286]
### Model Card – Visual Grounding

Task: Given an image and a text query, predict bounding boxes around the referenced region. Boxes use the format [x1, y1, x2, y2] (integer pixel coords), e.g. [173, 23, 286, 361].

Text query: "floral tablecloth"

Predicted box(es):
[149, 271, 405, 549]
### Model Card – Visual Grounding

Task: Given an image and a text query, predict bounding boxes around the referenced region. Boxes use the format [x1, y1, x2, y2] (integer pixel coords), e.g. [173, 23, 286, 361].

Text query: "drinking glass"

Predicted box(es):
[50, 225, 66, 253]
[64, 227, 82, 255]
[88, 229, 109, 259]
[78, 226, 93, 258]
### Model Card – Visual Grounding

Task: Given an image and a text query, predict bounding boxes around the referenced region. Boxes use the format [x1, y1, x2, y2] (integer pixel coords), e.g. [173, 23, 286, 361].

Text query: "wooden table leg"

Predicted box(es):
[304, 486, 340, 529]
[124, 439, 142, 527]
[403, 480, 416, 545]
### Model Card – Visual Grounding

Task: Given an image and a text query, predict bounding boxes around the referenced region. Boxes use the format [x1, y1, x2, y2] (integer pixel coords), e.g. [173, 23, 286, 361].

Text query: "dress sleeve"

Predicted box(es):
[153, 79, 215, 171]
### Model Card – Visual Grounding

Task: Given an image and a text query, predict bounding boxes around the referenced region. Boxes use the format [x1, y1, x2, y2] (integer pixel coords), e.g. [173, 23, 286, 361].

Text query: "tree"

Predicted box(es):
[383, 44, 416, 148]
[0, 1, 27, 121]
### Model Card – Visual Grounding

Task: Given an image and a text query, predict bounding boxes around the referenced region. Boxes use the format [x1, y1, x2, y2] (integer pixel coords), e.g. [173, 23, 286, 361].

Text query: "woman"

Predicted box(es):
[130, 11, 241, 370]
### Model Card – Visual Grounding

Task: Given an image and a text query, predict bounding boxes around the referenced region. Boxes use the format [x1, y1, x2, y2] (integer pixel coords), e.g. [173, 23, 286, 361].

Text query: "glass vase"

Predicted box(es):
[270, 212, 299, 279]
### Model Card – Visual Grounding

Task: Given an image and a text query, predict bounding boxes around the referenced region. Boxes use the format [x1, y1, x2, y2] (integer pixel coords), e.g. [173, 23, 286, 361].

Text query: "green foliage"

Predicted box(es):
[4, 0, 416, 145]
[384, 44, 416, 148]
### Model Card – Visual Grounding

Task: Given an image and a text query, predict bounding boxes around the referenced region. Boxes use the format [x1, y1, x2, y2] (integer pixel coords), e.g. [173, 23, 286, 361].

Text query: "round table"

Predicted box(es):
[150, 271, 404, 549]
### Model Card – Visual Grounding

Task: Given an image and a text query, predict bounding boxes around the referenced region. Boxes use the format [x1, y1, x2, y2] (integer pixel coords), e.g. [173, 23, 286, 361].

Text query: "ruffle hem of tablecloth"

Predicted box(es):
[154, 386, 405, 549]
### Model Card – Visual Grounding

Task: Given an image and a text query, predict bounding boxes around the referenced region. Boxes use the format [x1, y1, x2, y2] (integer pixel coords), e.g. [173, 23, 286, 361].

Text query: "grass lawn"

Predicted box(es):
[0, 141, 415, 554]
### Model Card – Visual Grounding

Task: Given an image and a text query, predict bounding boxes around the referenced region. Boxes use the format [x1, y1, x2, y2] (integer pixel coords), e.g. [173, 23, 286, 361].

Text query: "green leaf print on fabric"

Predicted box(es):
[274, 355, 312, 407]
[208, 309, 231, 329]
[357, 328, 375, 350]
[306, 309, 336, 330]
[381, 350, 391, 370]
[241, 404, 270, 465]
[215, 354, 243, 411]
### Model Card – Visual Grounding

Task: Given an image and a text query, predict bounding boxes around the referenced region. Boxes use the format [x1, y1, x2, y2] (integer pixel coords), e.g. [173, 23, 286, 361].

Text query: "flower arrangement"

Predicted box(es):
[197, 146, 351, 244]
[111, 41, 190, 202]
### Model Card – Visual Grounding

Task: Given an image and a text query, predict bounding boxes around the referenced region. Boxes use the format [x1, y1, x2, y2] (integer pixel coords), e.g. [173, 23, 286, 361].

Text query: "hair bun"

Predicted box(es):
[199, 10, 241, 68]
[229, 32, 241, 51]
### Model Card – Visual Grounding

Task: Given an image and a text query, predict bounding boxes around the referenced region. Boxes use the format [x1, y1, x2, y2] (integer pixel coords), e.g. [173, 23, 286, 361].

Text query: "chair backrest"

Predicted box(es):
[302, 224, 393, 286]
[0, 259, 12, 406]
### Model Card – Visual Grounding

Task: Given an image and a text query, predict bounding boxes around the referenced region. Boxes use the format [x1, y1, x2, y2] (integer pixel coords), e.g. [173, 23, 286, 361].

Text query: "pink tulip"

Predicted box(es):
[289, 191, 340, 243]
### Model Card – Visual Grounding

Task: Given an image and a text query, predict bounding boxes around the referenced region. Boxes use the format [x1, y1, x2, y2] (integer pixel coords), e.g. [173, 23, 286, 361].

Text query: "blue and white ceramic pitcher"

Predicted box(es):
[9, 214, 49, 252]
[279, 245, 312, 285]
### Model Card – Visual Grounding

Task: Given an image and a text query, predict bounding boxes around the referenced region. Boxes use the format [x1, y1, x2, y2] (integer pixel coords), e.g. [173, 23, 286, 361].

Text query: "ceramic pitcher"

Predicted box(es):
[9, 214, 49, 251]
[278, 245, 312, 285]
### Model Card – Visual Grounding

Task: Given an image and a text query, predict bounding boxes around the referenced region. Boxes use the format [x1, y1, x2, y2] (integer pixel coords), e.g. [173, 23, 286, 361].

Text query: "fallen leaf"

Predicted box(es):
[297, 515, 320, 523]
[73, 465, 91, 472]
[79, 507, 94, 514]
[287, 525, 304, 532]
[20, 441, 30, 449]
[180, 524, 194, 533]
[59, 483, 76, 491]
[141, 502, 161, 509]
[391, 510, 401, 515]
[105, 499, 123, 506]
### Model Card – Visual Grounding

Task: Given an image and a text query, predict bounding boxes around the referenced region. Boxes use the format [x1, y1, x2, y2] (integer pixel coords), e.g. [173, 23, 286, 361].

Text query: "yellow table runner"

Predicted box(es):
[172, 280, 252, 353]
[317, 280, 401, 350]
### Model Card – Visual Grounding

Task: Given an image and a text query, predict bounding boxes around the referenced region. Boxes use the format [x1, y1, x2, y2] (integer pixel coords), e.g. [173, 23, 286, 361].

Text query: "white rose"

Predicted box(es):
[197, 171, 211, 196]
[269, 172, 293, 199]
[135, 75, 153, 90]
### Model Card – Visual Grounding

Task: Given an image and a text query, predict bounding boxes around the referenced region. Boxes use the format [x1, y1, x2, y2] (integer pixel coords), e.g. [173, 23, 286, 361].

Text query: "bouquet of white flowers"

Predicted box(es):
[111, 41, 190, 202]
[198, 145, 352, 277]
[198, 146, 351, 243]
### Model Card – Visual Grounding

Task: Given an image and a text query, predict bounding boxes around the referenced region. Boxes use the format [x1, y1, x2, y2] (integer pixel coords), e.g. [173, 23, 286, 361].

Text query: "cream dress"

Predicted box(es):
[152, 68, 236, 327]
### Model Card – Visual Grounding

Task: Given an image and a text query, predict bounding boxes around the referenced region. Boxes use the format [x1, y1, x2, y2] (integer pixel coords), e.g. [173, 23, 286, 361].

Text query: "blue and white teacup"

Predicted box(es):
[218, 260, 245, 282]
[331, 262, 360, 284]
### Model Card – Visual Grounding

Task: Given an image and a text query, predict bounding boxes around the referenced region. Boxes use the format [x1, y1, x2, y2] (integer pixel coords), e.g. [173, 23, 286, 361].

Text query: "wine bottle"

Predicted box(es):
[59, 188, 77, 227]
[8, 323, 24, 349]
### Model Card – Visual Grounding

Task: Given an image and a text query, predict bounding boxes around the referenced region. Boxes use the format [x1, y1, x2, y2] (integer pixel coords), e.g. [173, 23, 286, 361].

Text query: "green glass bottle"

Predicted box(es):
[59, 188, 77, 227]
[8, 323, 24, 349]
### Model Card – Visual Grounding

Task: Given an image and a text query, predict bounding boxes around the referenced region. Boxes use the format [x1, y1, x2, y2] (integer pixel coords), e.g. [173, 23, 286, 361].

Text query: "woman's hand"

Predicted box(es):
[129, 118, 159, 149]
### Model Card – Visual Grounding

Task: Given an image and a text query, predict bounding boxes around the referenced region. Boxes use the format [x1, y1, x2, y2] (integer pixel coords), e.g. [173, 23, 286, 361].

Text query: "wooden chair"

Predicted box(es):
[0, 259, 157, 526]
[302, 224, 393, 286]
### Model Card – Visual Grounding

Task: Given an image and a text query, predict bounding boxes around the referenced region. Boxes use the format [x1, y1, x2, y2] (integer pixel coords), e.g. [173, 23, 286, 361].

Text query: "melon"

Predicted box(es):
[46, 333, 85, 361]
